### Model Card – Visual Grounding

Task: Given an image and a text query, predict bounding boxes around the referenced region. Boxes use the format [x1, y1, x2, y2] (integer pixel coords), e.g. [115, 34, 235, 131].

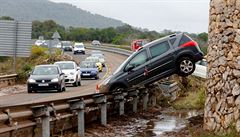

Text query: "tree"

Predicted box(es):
[0, 16, 14, 20]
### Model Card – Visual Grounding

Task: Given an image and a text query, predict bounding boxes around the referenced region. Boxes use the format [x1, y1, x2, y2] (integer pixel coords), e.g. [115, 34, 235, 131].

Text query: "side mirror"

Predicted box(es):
[60, 72, 64, 76]
[125, 65, 135, 72]
[27, 71, 32, 77]
[77, 67, 80, 70]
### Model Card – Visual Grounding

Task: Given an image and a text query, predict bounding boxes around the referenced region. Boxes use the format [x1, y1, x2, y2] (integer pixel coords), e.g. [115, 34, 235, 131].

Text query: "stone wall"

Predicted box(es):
[204, 0, 240, 131]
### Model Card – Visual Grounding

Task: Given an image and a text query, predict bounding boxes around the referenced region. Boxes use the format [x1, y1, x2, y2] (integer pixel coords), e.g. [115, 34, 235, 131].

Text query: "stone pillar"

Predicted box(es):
[205, 0, 240, 131]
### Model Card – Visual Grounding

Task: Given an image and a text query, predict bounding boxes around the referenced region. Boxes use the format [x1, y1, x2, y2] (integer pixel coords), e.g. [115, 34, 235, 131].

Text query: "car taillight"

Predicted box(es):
[180, 41, 197, 48]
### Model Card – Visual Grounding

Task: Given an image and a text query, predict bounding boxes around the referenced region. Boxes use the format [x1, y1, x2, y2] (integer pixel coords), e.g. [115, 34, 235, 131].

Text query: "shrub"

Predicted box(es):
[17, 64, 33, 83]
[31, 46, 47, 59]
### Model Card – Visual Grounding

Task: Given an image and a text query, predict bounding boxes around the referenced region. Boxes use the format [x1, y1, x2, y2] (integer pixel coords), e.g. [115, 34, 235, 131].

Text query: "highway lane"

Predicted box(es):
[0, 50, 127, 107]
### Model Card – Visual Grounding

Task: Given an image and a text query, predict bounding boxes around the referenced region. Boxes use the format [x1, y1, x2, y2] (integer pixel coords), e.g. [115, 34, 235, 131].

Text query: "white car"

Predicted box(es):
[91, 40, 101, 46]
[192, 59, 207, 79]
[73, 43, 85, 54]
[91, 54, 106, 67]
[54, 61, 81, 86]
[35, 40, 47, 46]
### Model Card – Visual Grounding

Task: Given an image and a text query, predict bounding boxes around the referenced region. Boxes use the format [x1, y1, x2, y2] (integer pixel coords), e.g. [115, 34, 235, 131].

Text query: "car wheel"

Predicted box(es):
[58, 84, 63, 92]
[73, 78, 78, 87]
[62, 86, 66, 92]
[110, 86, 125, 93]
[78, 79, 81, 86]
[28, 89, 32, 93]
[178, 57, 195, 76]
[95, 75, 99, 80]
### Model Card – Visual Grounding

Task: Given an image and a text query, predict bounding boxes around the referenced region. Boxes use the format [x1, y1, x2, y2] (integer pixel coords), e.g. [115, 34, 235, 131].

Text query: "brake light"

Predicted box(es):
[180, 41, 197, 48]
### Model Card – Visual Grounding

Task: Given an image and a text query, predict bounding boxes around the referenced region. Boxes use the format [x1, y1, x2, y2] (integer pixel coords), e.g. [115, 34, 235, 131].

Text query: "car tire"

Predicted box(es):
[58, 84, 63, 92]
[78, 80, 81, 86]
[62, 86, 66, 92]
[178, 57, 195, 76]
[110, 86, 125, 93]
[95, 76, 99, 80]
[73, 78, 78, 87]
[28, 89, 32, 93]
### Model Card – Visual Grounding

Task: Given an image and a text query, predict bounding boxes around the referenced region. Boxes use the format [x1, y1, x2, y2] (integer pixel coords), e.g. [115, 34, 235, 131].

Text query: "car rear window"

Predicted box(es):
[150, 41, 170, 58]
[179, 35, 191, 46]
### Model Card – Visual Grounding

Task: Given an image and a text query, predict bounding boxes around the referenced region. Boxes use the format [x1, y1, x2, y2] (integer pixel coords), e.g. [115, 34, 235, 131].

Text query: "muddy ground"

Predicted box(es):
[0, 84, 26, 96]
[61, 107, 204, 137]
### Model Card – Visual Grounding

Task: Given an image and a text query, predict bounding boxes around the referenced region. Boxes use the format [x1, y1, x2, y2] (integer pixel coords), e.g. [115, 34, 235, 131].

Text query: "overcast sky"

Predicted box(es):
[50, 0, 210, 33]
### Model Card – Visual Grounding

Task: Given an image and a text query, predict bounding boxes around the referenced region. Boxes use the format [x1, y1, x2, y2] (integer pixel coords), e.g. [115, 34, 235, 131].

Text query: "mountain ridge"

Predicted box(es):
[0, 0, 124, 28]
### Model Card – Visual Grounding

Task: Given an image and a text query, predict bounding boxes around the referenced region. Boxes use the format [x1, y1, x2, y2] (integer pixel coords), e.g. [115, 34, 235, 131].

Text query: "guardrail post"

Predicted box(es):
[69, 99, 85, 137]
[32, 105, 50, 137]
[114, 93, 125, 115]
[128, 90, 139, 113]
[148, 85, 157, 107]
[142, 89, 149, 110]
[94, 95, 107, 126]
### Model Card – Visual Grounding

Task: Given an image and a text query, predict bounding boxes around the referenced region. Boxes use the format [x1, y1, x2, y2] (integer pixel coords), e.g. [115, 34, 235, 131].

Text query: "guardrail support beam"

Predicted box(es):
[128, 90, 139, 113]
[69, 99, 85, 137]
[94, 95, 107, 126]
[148, 85, 157, 107]
[142, 89, 149, 111]
[32, 105, 50, 137]
[114, 93, 125, 115]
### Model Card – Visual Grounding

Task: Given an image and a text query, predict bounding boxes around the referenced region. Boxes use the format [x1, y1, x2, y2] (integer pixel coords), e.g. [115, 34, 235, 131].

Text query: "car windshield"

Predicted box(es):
[62, 43, 71, 46]
[86, 58, 98, 62]
[32, 66, 59, 75]
[55, 63, 74, 70]
[80, 62, 96, 68]
[91, 54, 103, 58]
[75, 45, 84, 48]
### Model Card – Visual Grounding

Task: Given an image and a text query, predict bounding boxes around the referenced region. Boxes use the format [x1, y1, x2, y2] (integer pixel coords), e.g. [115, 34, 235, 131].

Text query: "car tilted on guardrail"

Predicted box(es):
[27, 65, 66, 93]
[99, 33, 204, 93]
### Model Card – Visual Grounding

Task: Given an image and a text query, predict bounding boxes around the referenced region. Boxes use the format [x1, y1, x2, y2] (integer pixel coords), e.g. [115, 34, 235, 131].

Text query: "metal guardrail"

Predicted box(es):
[86, 45, 133, 56]
[0, 74, 18, 87]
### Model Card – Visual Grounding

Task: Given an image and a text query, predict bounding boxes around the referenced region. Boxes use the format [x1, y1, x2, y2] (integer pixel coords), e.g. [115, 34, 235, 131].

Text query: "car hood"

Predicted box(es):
[29, 75, 59, 80]
[80, 68, 98, 72]
[61, 69, 75, 75]
[74, 48, 85, 50]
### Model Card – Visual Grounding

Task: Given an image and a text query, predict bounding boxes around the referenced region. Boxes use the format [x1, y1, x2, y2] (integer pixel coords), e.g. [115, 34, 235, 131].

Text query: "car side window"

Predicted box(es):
[125, 50, 148, 70]
[169, 38, 176, 45]
[150, 41, 170, 58]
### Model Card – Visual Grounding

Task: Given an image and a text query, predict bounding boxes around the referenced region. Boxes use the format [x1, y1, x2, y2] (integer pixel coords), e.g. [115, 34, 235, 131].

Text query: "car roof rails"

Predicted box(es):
[169, 34, 177, 38]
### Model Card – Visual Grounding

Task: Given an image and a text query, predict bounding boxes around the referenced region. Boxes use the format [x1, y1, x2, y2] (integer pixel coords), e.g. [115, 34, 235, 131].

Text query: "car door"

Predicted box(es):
[147, 40, 175, 82]
[124, 49, 149, 86]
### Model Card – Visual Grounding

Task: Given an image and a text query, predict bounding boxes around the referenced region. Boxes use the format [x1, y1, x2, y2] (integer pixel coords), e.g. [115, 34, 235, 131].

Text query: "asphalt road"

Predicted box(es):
[0, 50, 127, 107]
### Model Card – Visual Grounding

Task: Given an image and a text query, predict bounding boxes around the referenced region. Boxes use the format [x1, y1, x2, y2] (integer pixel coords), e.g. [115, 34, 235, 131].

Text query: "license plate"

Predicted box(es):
[83, 74, 90, 76]
[38, 83, 49, 86]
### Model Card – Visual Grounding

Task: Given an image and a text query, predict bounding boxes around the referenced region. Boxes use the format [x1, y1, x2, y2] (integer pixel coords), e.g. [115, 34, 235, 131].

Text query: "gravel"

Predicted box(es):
[0, 85, 26, 96]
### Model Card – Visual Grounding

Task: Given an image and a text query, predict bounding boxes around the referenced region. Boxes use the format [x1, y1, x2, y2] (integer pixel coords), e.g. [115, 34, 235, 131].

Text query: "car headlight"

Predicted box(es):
[51, 78, 59, 82]
[70, 72, 74, 75]
[28, 79, 36, 83]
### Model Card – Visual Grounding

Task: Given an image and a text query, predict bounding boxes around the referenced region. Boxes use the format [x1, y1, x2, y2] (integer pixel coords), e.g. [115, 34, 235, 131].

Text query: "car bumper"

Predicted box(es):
[74, 50, 85, 53]
[194, 52, 204, 62]
[81, 73, 97, 78]
[28, 82, 61, 91]
[64, 48, 72, 51]
[64, 75, 76, 84]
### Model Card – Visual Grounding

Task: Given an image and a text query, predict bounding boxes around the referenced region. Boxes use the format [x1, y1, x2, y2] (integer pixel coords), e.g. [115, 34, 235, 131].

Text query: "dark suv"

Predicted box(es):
[99, 33, 203, 93]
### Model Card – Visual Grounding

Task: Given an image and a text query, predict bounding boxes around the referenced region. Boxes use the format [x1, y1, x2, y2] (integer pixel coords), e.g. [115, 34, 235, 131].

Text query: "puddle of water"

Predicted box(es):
[137, 110, 200, 136]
